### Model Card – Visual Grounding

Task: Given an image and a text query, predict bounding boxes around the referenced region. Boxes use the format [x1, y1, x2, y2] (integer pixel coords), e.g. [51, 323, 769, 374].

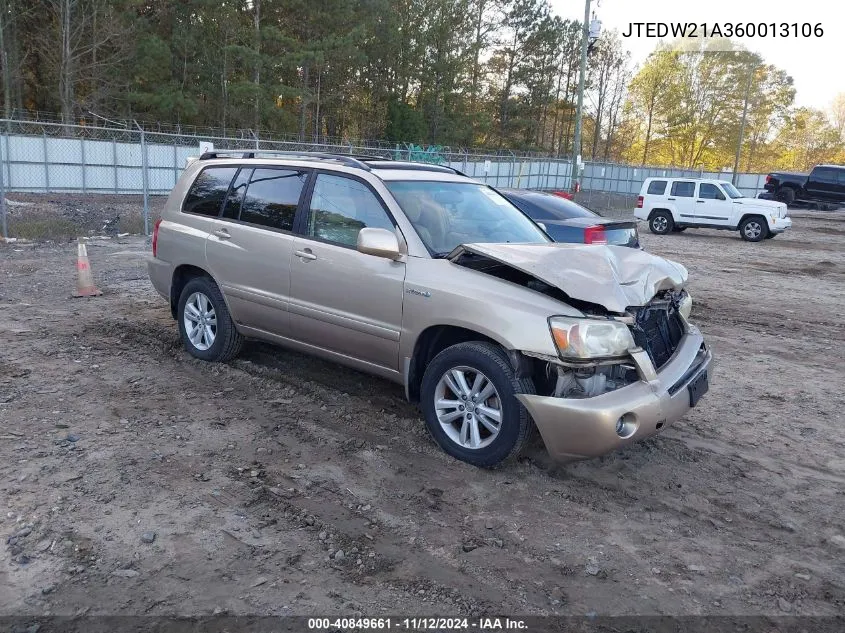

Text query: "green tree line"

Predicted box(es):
[0, 0, 842, 170]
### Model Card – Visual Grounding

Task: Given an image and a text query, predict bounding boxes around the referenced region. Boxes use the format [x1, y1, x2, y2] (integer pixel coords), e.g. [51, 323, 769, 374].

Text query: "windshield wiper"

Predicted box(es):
[432, 251, 453, 259]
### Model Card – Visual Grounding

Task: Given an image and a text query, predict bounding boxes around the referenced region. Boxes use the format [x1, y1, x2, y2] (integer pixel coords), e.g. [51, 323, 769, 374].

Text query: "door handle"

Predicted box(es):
[696, 200, 705, 203]
[667, 197, 676, 200]
[294, 249, 317, 261]
[214, 228, 231, 239]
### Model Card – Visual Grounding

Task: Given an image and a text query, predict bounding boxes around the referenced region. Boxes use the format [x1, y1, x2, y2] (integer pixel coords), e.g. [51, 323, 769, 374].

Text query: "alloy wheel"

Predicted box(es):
[183, 291, 217, 351]
[744, 221, 762, 240]
[434, 366, 502, 450]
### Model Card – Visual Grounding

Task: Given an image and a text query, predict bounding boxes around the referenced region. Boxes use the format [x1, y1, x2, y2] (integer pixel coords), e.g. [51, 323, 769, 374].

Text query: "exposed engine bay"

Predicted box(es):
[450, 242, 691, 400]
[526, 289, 687, 399]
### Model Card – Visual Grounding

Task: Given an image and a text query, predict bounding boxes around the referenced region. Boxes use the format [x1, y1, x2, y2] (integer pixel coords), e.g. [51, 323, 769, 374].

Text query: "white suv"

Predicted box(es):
[635, 177, 792, 242]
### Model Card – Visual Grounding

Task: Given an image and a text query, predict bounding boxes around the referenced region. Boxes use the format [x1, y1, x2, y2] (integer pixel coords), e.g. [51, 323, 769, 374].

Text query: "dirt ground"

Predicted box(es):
[1, 204, 844, 620]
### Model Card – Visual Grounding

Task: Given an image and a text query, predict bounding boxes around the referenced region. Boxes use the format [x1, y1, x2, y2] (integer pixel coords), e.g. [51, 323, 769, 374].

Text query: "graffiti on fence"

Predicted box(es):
[393, 144, 446, 164]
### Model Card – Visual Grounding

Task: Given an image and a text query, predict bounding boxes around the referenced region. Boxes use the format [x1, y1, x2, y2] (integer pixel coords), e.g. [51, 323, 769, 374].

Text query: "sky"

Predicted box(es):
[548, 0, 842, 110]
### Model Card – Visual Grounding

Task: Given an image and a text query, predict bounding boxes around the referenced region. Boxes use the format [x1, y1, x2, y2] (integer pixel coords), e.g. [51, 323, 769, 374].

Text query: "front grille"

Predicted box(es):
[630, 302, 685, 369]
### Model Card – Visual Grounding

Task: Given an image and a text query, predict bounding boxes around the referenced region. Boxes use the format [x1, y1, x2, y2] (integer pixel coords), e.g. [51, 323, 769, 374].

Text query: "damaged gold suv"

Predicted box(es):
[148, 152, 712, 467]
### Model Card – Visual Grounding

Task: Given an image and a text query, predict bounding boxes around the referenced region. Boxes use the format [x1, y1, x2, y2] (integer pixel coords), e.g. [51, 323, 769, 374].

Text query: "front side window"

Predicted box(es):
[698, 183, 725, 200]
[386, 181, 549, 255]
[647, 180, 667, 195]
[670, 181, 695, 197]
[240, 168, 308, 231]
[182, 167, 237, 217]
[814, 167, 837, 184]
[307, 174, 394, 247]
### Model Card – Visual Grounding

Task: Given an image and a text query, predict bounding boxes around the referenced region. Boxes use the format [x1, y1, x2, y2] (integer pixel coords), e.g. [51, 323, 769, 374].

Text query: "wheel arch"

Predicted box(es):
[406, 325, 519, 403]
[170, 264, 223, 320]
[648, 207, 674, 221]
[738, 212, 768, 228]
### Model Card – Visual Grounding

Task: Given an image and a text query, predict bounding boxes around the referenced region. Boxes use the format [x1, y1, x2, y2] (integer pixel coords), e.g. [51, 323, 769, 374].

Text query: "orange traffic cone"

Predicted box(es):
[73, 238, 102, 297]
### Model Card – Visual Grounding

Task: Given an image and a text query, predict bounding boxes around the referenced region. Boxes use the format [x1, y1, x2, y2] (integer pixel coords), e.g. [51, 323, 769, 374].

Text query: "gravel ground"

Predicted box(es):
[0, 204, 844, 619]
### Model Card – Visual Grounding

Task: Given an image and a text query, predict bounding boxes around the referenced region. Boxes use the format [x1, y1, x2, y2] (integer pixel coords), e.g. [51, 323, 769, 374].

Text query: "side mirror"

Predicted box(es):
[357, 227, 401, 260]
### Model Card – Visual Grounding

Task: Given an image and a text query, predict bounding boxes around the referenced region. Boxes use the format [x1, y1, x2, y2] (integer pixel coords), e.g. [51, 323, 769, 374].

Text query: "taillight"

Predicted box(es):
[152, 218, 162, 257]
[584, 225, 607, 244]
[765, 174, 771, 184]
[636, 195, 644, 208]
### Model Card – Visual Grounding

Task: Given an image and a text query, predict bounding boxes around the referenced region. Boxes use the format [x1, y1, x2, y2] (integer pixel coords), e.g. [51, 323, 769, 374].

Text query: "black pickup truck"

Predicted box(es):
[764, 164, 845, 208]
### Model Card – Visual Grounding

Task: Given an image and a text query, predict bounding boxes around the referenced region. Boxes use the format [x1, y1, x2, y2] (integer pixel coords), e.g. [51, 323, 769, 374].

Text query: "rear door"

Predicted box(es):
[694, 182, 733, 226]
[668, 180, 696, 221]
[205, 166, 311, 336]
[288, 171, 406, 370]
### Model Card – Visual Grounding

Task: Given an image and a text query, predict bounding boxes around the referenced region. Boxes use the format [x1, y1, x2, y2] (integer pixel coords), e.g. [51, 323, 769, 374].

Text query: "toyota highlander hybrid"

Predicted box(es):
[148, 151, 712, 467]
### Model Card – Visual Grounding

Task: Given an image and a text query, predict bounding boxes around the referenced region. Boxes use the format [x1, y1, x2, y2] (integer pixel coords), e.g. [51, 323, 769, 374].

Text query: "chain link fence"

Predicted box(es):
[0, 117, 768, 239]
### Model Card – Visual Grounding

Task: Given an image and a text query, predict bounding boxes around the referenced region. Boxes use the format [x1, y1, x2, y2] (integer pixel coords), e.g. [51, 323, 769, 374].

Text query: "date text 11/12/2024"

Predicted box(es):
[622, 22, 824, 39]
[308, 617, 527, 630]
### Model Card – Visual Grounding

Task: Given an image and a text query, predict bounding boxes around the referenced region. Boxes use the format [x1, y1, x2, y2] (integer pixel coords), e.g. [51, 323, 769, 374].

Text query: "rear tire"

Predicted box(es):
[420, 342, 535, 468]
[739, 216, 769, 242]
[649, 211, 674, 235]
[779, 187, 795, 205]
[177, 276, 243, 362]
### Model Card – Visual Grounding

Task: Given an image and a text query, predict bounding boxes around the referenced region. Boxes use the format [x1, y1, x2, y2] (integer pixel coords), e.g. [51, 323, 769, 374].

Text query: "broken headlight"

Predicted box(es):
[678, 292, 692, 321]
[548, 316, 635, 360]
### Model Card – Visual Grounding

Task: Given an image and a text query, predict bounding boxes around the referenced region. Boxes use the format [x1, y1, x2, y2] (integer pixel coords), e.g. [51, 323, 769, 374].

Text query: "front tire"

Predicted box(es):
[649, 211, 674, 235]
[177, 276, 243, 362]
[739, 216, 769, 242]
[420, 342, 534, 468]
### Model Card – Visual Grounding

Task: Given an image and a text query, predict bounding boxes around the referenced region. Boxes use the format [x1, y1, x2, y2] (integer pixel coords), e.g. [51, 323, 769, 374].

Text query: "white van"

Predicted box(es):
[635, 177, 791, 242]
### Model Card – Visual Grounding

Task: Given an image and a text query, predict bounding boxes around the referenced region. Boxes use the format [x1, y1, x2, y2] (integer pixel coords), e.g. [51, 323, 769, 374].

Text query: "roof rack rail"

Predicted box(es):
[197, 150, 374, 171]
[360, 159, 468, 177]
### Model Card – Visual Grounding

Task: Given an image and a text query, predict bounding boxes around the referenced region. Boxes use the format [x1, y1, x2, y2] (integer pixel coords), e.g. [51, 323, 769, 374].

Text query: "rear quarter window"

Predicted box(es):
[646, 180, 667, 195]
[182, 167, 238, 217]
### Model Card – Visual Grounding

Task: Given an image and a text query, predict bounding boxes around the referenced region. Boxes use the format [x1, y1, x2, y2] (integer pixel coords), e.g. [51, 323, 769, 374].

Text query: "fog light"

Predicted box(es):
[615, 414, 638, 439]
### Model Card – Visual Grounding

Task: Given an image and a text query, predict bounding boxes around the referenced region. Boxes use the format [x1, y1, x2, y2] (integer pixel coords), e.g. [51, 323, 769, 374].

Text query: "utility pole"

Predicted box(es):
[732, 62, 755, 185]
[570, 0, 591, 193]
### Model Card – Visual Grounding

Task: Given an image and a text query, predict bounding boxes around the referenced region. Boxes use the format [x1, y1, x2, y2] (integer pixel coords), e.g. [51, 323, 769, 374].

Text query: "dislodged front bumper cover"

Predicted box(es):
[517, 326, 712, 461]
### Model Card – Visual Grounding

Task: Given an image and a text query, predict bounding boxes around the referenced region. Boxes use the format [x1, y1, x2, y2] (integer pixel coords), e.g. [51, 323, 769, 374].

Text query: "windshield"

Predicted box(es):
[386, 181, 549, 255]
[721, 182, 744, 199]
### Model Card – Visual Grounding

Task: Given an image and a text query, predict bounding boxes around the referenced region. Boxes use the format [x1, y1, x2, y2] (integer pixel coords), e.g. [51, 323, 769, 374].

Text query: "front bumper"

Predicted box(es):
[769, 217, 792, 233]
[517, 327, 712, 462]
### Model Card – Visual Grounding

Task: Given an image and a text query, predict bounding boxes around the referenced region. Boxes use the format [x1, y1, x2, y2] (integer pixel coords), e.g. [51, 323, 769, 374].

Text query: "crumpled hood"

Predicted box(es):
[451, 242, 688, 313]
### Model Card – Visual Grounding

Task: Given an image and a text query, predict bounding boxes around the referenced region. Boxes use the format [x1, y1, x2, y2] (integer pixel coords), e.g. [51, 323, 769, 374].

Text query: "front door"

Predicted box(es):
[205, 166, 311, 336]
[694, 182, 733, 226]
[288, 172, 406, 370]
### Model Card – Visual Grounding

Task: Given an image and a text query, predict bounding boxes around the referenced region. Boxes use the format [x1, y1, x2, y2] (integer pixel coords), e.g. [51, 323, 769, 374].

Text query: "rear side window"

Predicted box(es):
[698, 183, 725, 200]
[646, 180, 667, 195]
[240, 168, 309, 231]
[221, 168, 252, 220]
[670, 181, 695, 197]
[182, 167, 237, 217]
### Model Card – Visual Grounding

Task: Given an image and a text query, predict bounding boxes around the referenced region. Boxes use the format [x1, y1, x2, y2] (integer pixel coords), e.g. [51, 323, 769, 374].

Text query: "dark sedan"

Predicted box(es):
[499, 188, 640, 248]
